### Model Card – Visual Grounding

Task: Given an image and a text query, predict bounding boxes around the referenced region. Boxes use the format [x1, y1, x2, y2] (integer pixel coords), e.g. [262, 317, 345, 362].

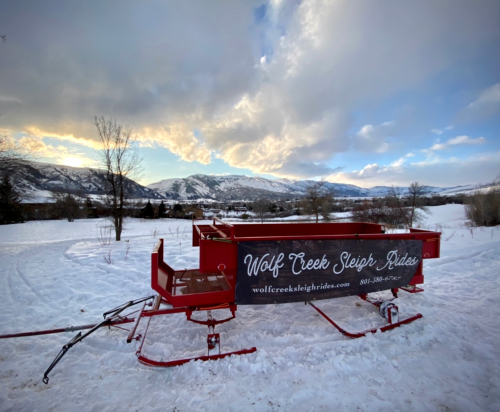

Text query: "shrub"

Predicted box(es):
[351, 199, 411, 228]
[465, 189, 500, 227]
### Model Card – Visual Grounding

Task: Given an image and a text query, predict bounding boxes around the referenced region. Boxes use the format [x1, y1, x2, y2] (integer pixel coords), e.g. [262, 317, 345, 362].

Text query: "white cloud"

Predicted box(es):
[193, 0, 500, 178]
[425, 135, 486, 152]
[138, 123, 212, 165]
[431, 125, 454, 135]
[447, 135, 485, 145]
[458, 83, 500, 122]
[327, 152, 500, 187]
[24, 126, 99, 149]
[353, 121, 397, 153]
[390, 157, 406, 167]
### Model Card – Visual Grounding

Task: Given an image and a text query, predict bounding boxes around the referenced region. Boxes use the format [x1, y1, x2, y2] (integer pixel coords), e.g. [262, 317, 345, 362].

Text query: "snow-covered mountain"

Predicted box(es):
[6, 162, 490, 203]
[147, 174, 468, 201]
[6, 161, 162, 202]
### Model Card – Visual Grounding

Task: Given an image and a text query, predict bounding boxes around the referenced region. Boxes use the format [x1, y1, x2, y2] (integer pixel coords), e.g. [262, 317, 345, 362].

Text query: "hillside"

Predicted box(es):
[4, 161, 491, 203]
[6, 161, 162, 202]
[147, 174, 467, 201]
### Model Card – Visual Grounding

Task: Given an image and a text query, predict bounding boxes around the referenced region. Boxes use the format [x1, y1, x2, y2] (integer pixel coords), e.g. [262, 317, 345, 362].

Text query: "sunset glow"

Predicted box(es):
[63, 157, 83, 168]
[1, 1, 499, 186]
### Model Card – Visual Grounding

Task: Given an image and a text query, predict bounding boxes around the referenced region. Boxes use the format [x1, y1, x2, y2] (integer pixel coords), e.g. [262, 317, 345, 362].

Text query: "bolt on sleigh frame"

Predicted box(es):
[139, 219, 440, 367]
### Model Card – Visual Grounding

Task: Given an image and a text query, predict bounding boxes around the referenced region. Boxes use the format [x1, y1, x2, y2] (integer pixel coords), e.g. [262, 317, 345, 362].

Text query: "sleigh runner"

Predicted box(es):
[0, 219, 440, 384]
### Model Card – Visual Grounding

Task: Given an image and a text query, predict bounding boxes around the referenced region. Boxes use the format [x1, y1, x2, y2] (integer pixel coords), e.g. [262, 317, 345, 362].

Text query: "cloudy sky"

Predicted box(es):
[1, 0, 499, 187]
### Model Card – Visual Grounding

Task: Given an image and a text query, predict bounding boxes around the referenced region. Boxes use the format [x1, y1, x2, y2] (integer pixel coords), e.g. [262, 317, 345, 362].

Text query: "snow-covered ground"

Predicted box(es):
[0, 205, 499, 411]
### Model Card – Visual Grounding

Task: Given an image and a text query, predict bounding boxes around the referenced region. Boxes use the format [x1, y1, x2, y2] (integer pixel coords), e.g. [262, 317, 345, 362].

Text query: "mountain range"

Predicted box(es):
[7, 161, 484, 203]
[147, 174, 472, 201]
[7, 161, 161, 203]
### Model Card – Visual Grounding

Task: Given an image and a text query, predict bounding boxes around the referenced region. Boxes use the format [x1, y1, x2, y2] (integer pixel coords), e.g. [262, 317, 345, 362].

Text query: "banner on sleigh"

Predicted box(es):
[235, 239, 422, 305]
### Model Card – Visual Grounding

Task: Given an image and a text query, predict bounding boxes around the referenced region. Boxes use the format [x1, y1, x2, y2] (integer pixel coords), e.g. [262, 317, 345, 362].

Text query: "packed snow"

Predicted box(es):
[0, 205, 499, 411]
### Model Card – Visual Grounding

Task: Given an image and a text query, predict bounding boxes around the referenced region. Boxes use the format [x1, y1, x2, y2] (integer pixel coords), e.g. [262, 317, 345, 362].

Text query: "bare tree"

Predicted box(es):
[253, 198, 271, 223]
[94, 116, 142, 241]
[0, 130, 30, 173]
[386, 186, 410, 228]
[387, 182, 428, 228]
[0, 128, 37, 211]
[52, 192, 84, 222]
[406, 182, 428, 227]
[301, 179, 334, 223]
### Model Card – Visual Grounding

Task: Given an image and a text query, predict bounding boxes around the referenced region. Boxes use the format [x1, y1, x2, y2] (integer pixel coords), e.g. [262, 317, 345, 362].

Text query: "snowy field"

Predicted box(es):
[0, 205, 499, 411]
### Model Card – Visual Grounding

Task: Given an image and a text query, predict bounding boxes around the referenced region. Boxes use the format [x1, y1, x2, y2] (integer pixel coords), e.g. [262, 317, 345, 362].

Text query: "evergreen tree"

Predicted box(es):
[144, 200, 154, 219]
[0, 174, 23, 224]
[158, 201, 166, 218]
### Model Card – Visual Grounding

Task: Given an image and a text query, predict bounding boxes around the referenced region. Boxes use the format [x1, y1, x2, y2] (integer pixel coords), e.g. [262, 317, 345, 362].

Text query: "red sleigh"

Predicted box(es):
[0, 219, 440, 384]
[139, 220, 440, 367]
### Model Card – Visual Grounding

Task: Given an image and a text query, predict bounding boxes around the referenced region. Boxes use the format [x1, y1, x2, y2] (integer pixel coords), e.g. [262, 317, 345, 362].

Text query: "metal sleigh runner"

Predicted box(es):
[0, 219, 441, 383]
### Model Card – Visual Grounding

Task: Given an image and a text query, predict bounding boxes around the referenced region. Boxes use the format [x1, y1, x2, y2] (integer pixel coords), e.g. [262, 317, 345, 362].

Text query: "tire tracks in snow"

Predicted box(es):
[14, 260, 50, 305]
[0, 240, 79, 312]
[5, 261, 16, 305]
[1, 246, 35, 306]
[1, 249, 53, 311]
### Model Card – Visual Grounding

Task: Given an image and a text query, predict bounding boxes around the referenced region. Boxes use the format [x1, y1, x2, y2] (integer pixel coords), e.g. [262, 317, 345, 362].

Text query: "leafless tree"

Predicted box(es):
[0, 128, 37, 209]
[0, 130, 30, 173]
[387, 182, 428, 228]
[386, 186, 410, 227]
[301, 179, 334, 223]
[253, 198, 271, 223]
[0, 35, 6, 44]
[94, 116, 142, 241]
[52, 192, 84, 222]
[406, 182, 428, 227]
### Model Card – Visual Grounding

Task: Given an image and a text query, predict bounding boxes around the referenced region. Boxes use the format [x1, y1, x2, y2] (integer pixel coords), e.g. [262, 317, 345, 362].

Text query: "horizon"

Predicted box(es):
[1, 1, 499, 187]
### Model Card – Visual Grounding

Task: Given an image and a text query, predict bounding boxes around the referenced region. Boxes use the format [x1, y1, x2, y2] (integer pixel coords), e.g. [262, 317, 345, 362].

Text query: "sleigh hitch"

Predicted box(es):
[42, 295, 155, 384]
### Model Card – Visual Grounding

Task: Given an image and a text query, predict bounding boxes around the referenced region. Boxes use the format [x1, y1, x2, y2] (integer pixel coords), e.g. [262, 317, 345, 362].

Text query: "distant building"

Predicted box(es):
[185, 206, 204, 219]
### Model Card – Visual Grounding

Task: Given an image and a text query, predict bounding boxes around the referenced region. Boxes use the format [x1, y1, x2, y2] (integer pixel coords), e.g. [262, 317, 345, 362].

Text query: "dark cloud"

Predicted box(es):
[0, 0, 263, 136]
[1, 0, 499, 180]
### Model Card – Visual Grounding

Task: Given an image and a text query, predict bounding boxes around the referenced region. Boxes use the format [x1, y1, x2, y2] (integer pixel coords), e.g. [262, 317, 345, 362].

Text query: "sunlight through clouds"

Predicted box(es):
[1, 0, 499, 186]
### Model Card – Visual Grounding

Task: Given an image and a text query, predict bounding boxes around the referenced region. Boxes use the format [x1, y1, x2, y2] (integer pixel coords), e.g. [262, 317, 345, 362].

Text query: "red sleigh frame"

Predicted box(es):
[0, 220, 441, 383]
[140, 220, 440, 366]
